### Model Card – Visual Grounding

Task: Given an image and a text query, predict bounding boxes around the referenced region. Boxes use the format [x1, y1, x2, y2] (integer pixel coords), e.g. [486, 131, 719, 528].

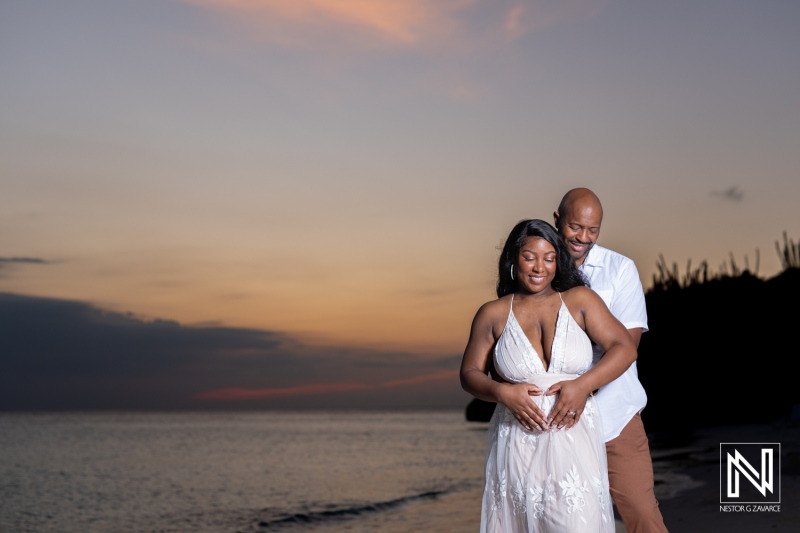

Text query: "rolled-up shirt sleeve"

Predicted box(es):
[611, 260, 648, 333]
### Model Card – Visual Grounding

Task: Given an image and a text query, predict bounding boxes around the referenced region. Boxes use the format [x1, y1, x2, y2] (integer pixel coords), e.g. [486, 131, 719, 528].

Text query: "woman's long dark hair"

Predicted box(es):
[496, 219, 587, 298]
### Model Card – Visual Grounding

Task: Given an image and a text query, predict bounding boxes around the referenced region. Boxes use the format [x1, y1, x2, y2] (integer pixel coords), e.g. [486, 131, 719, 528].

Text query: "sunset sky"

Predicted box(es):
[2, 0, 799, 409]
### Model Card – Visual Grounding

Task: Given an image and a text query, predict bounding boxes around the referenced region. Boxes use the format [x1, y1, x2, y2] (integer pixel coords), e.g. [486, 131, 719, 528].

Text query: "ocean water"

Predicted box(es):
[0, 411, 488, 533]
[0, 410, 713, 533]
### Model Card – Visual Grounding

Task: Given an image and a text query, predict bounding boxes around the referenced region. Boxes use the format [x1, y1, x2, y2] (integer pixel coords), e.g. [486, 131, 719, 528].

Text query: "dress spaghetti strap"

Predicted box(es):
[506, 293, 515, 324]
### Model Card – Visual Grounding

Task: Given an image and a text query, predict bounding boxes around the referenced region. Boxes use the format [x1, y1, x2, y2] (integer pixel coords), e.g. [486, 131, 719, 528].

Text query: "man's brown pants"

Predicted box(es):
[606, 413, 669, 532]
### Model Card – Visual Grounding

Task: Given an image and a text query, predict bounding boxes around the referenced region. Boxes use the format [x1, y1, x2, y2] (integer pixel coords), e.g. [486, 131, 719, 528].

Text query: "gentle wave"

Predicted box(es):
[253, 489, 449, 530]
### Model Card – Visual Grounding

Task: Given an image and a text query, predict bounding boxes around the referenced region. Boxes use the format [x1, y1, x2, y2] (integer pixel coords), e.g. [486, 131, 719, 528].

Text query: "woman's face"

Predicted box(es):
[516, 236, 557, 293]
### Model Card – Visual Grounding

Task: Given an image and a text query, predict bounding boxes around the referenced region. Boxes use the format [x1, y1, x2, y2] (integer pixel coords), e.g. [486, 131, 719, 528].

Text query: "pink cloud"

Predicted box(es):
[192, 369, 459, 400]
[380, 370, 460, 387]
[193, 382, 371, 399]
[181, 0, 475, 46]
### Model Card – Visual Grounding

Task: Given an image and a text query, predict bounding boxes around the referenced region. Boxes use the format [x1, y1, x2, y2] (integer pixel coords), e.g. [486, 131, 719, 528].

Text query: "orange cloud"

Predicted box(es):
[380, 370, 461, 388]
[182, 0, 475, 46]
[193, 369, 459, 400]
[193, 382, 371, 399]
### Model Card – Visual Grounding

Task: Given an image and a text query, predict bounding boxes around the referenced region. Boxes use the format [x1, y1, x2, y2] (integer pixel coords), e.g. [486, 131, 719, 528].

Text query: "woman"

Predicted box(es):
[460, 219, 638, 532]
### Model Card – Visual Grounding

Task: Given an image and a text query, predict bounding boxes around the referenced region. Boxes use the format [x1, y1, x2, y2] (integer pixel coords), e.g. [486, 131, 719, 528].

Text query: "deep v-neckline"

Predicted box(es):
[507, 300, 567, 373]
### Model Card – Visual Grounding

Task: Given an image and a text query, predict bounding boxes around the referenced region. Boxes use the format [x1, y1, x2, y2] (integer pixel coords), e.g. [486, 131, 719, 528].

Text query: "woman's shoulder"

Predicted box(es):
[473, 295, 512, 322]
[560, 286, 601, 307]
[477, 294, 511, 312]
[561, 285, 593, 298]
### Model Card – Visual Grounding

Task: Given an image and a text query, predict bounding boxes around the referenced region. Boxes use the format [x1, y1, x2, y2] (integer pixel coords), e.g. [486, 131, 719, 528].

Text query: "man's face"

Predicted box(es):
[556, 202, 602, 266]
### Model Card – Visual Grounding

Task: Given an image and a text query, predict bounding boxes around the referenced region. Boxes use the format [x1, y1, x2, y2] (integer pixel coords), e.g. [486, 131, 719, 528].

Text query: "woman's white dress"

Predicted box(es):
[480, 294, 614, 532]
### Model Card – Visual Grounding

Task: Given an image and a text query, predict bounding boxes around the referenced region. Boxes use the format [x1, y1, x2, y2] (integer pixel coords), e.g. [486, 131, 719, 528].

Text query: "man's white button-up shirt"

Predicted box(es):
[579, 244, 649, 442]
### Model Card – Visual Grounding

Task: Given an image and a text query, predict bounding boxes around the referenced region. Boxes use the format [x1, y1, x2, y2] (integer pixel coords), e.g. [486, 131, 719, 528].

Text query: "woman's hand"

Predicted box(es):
[545, 379, 592, 430]
[497, 382, 547, 431]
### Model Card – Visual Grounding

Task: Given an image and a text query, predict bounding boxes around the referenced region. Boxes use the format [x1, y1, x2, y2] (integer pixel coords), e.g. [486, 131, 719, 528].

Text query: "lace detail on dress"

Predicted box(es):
[489, 469, 507, 512]
[499, 408, 513, 436]
[530, 474, 556, 519]
[521, 430, 539, 450]
[560, 465, 590, 514]
[511, 479, 527, 515]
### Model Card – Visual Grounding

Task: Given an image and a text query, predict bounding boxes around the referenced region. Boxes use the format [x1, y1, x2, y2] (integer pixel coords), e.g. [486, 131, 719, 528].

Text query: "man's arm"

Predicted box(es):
[627, 327, 643, 348]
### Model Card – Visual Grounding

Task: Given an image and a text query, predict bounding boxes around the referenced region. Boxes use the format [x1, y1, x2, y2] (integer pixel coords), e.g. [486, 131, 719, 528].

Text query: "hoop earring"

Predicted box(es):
[510, 265, 515, 280]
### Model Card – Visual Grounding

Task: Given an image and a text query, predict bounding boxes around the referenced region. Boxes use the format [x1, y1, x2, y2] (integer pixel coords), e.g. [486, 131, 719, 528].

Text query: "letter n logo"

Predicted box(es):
[720, 443, 780, 504]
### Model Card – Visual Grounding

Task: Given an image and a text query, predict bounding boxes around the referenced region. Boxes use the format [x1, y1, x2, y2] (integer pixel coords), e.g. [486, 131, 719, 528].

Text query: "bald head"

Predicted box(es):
[553, 188, 603, 266]
[556, 188, 603, 221]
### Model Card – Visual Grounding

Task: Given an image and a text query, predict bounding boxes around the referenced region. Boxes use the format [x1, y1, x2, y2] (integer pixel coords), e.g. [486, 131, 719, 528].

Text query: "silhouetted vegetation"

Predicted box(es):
[467, 233, 800, 435]
[637, 232, 799, 435]
[776, 231, 800, 269]
[650, 248, 760, 291]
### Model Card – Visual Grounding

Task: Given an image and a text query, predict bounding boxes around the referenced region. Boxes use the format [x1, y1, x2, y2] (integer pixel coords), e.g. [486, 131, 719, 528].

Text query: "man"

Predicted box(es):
[554, 188, 668, 533]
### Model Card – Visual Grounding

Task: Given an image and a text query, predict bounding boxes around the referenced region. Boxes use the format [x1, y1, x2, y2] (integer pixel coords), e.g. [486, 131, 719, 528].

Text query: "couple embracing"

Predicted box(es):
[460, 188, 669, 533]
